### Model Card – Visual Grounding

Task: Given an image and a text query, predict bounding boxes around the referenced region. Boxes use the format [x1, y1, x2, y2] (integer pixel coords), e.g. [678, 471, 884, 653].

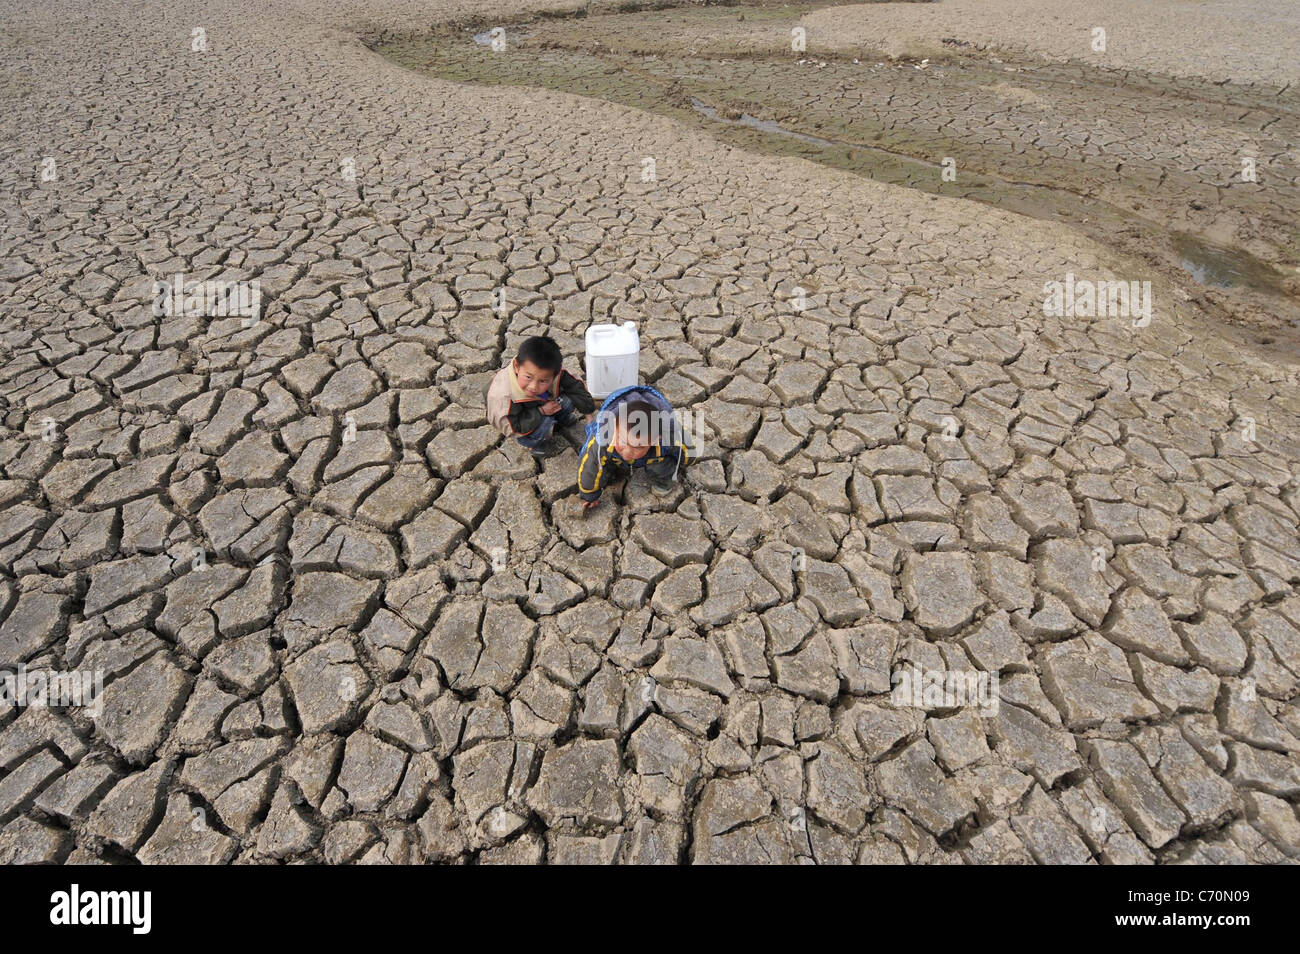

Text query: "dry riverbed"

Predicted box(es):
[378, 0, 1300, 349]
[3, 0, 1300, 868]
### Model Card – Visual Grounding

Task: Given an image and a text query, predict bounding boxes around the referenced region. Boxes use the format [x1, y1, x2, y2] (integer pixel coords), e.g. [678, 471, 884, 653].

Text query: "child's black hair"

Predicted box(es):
[620, 398, 657, 423]
[516, 335, 563, 373]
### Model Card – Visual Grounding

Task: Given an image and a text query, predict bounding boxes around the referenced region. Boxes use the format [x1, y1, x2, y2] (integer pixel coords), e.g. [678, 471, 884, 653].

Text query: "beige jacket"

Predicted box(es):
[486, 363, 534, 437]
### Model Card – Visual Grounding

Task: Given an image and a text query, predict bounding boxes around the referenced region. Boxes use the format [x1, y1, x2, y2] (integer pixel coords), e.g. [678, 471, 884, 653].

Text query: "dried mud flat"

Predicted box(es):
[0, 0, 1298, 866]
[382, 0, 1300, 347]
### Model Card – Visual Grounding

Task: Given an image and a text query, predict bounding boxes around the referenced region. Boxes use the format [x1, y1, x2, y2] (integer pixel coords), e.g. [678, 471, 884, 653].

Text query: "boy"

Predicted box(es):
[487, 336, 596, 457]
[578, 390, 688, 508]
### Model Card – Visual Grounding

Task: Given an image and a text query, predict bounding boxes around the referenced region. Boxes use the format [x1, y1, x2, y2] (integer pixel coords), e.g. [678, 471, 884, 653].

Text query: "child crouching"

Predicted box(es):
[578, 388, 688, 508]
[487, 335, 595, 457]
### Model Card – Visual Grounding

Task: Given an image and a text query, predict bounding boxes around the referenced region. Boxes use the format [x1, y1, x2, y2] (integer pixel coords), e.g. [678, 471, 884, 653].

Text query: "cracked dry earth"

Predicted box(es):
[383, 0, 1300, 345]
[1, 0, 1299, 866]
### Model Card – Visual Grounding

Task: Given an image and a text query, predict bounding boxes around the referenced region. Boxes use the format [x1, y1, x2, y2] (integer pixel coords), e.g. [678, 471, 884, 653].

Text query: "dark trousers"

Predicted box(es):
[515, 395, 578, 449]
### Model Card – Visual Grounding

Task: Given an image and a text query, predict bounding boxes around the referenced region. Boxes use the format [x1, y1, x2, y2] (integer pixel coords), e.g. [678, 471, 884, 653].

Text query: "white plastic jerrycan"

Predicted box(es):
[584, 321, 640, 399]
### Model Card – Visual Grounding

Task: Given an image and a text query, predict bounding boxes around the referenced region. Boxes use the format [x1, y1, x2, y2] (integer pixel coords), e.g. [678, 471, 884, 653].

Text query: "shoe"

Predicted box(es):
[562, 419, 588, 449]
[650, 476, 675, 497]
[528, 438, 562, 458]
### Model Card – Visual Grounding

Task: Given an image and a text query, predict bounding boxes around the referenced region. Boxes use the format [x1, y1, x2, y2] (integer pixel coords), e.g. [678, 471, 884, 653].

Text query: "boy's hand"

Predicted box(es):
[540, 400, 561, 415]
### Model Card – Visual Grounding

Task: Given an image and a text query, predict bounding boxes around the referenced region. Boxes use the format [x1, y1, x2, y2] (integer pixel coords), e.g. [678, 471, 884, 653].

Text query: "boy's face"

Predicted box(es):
[614, 423, 651, 461]
[514, 358, 556, 398]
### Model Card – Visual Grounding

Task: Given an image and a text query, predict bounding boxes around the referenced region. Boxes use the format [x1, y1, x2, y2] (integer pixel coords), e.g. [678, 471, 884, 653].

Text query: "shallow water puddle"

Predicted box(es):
[689, 96, 838, 148]
[1172, 232, 1288, 293]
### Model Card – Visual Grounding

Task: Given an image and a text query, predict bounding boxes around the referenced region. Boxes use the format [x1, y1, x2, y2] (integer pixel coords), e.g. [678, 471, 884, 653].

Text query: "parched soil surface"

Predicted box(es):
[0, 0, 1298, 865]
[380, 0, 1300, 346]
